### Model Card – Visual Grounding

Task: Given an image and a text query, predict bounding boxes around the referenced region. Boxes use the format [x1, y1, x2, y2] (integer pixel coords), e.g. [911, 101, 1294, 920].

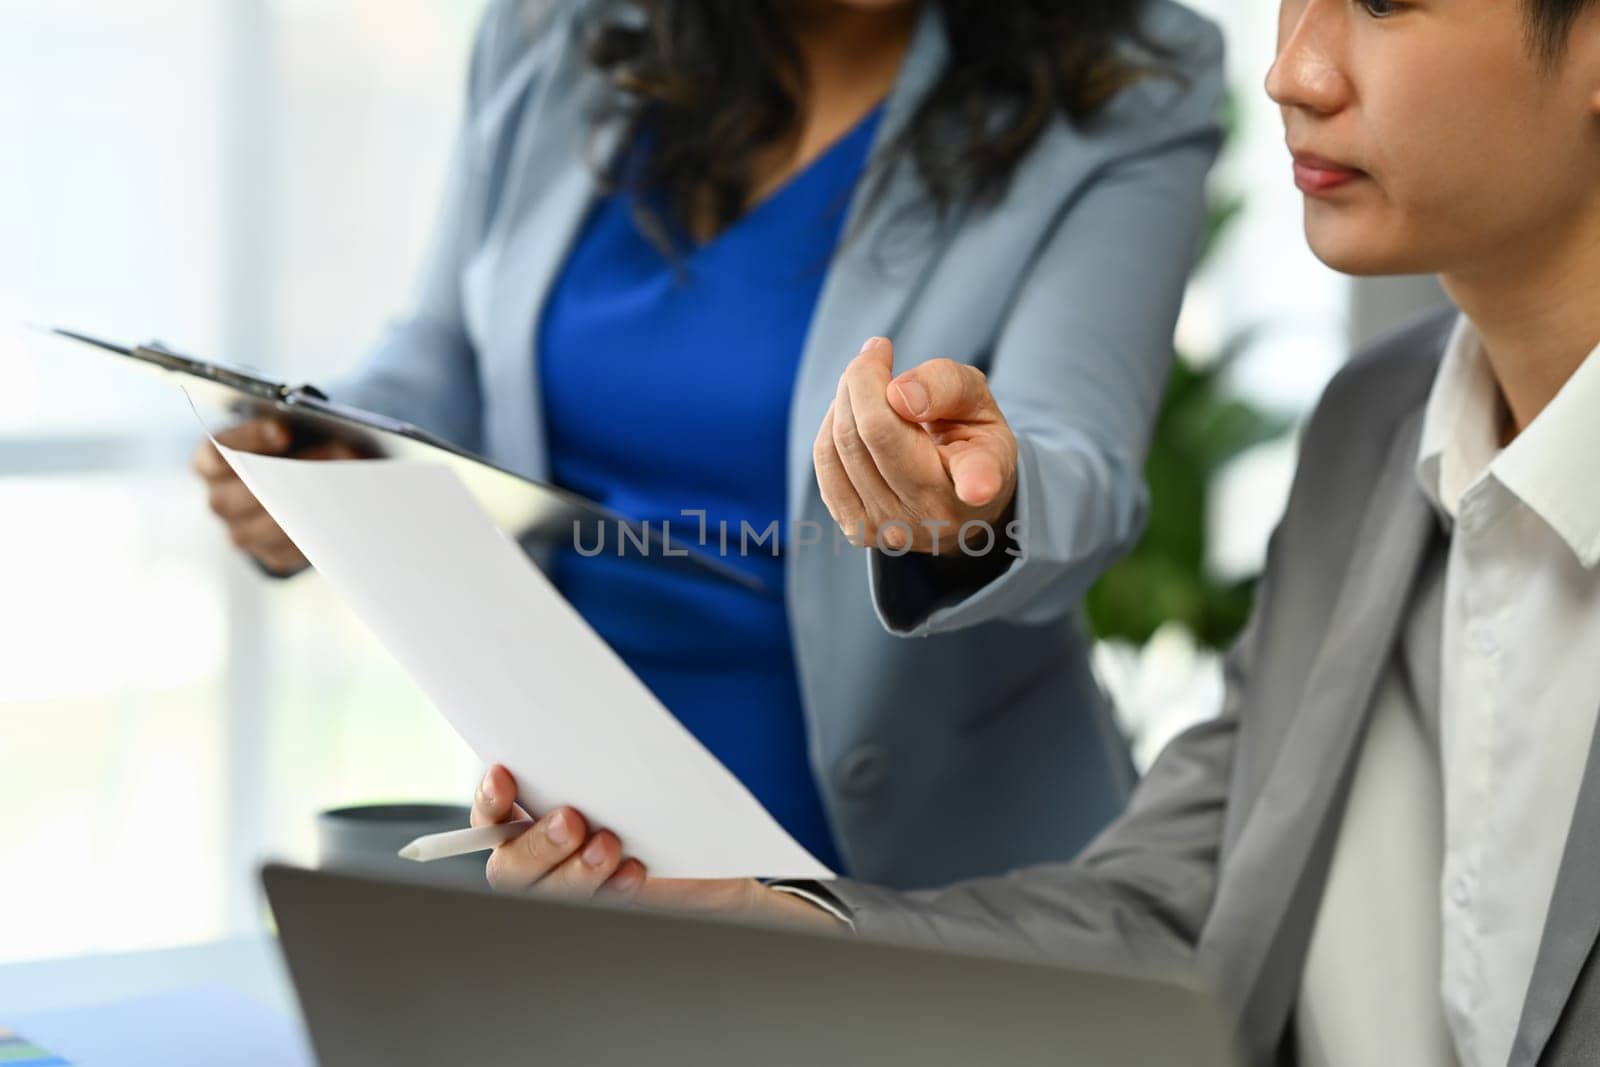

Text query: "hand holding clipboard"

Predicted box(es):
[193, 413, 366, 575]
[46, 327, 763, 591]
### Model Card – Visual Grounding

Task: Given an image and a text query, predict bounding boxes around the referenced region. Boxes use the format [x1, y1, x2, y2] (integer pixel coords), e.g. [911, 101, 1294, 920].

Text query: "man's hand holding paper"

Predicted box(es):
[470, 763, 841, 931]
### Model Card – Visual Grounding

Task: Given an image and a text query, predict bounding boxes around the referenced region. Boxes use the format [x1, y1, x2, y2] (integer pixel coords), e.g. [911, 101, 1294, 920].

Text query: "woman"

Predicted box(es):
[194, 0, 1224, 887]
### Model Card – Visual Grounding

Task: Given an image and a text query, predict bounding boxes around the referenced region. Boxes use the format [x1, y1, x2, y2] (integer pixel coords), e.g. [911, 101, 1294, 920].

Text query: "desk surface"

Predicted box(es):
[0, 935, 300, 1021]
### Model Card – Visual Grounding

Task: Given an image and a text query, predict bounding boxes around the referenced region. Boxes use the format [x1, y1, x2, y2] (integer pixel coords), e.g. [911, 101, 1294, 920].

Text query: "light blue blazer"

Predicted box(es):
[336, 0, 1225, 889]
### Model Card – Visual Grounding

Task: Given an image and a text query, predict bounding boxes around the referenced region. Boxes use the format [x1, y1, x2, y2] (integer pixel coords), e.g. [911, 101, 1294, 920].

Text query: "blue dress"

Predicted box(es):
[537, 107, 885, 872]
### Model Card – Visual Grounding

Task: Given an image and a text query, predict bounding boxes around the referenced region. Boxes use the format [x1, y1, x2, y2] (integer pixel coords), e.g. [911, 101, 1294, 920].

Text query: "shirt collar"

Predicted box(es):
[1415, 313, 1600, 569]
[1416, 315, 1504, 522]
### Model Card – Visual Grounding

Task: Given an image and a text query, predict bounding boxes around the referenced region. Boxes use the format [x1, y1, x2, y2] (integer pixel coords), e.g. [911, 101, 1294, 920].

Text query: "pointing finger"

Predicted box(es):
[946, 438, 1009, 508]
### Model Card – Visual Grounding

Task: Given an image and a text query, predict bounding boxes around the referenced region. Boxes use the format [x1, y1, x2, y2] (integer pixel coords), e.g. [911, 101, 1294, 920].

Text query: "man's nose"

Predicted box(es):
[1266, 0, 1353, 116]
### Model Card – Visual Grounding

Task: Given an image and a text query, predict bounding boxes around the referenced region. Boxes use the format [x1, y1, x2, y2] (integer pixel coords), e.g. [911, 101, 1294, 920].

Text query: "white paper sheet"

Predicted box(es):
[206, 415, 832, 880]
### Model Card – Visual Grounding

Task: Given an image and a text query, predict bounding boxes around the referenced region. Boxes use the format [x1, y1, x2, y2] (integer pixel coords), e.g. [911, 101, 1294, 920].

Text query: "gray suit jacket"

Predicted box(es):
[816, 309, 1600, 1065]
[333, 0, 1225, 888]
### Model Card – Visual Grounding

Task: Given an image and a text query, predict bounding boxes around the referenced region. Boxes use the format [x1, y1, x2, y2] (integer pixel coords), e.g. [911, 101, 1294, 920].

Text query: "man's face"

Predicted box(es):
[1267, 0, 1600, 278]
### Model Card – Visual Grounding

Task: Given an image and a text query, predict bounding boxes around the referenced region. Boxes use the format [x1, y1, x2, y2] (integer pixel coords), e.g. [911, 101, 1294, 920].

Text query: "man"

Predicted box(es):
[470, 0, 1600, 1062]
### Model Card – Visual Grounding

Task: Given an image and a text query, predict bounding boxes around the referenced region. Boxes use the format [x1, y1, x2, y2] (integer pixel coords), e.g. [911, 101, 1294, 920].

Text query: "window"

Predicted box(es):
[1, 0, 486, 963]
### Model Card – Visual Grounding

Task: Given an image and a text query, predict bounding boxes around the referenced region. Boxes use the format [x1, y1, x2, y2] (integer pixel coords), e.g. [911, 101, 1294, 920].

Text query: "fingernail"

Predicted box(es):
[893, 380, 929, 419]
[859, 336, 886, 355]
[546, 811, 571, 847]
[611, 865, 642, 892]
[582, 835, 609, 867]
[266, 423, 289, 449]
[479, 773, 495, 806]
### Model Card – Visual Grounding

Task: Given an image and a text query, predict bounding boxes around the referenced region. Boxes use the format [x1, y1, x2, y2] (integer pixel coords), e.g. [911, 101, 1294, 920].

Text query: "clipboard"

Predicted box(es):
[47, 326, 765, 593]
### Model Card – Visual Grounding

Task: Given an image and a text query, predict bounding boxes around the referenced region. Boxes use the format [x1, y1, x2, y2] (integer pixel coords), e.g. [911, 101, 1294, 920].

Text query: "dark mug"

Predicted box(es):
[316, 803, 486, 888]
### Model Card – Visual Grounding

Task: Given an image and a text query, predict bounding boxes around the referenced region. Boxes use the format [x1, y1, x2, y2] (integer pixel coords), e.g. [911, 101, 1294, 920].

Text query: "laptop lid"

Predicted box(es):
[262, 863, 1241, 1067]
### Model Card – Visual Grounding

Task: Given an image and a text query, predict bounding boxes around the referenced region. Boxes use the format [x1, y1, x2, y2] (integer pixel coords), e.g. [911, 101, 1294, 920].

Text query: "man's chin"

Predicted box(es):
[1304, 225, 1426, 279]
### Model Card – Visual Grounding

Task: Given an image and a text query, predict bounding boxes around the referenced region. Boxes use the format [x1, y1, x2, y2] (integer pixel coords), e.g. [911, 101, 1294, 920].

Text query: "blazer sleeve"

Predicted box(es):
[788, 516, 1264, 969]
[867, 22, 1226, 637]
[328, 0, 561, 451]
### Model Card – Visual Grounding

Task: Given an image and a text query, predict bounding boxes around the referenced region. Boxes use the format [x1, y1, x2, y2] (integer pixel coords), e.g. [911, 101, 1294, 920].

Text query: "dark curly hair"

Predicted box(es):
[583, 0, 1171, 252]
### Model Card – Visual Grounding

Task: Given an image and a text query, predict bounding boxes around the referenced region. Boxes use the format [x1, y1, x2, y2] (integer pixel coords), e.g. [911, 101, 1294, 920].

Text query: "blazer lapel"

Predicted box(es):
[1508, 707, 1600, 1066]
[483, 154, 598, 483]
[1203, 408, 1438, 1063]
[476, 38, 625, 482]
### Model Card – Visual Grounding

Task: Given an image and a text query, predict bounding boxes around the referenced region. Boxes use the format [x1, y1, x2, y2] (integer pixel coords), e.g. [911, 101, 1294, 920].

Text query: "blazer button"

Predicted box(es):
[835, 745, 888, 796]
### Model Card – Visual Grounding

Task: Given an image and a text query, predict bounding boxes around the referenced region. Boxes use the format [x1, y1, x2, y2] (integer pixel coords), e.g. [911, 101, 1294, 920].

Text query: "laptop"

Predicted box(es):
[262, 863, 1242, 1067]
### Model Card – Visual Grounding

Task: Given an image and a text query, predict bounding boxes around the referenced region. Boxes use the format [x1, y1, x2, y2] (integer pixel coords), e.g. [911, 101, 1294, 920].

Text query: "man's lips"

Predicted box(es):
[1291, 152, 1366, 195]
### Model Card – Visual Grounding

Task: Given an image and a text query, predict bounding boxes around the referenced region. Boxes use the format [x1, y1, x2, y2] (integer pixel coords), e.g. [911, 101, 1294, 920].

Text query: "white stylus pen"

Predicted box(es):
[398, 820, 535, 863]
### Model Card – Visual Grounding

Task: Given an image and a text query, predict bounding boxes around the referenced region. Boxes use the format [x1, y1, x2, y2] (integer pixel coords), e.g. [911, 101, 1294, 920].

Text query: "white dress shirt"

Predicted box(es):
[1299, 315, 1600, 1067]
[1297, 547, 1455, 1067]
[1420, 316, 1600, 1067]
[1297, 661, 1455, 1067]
